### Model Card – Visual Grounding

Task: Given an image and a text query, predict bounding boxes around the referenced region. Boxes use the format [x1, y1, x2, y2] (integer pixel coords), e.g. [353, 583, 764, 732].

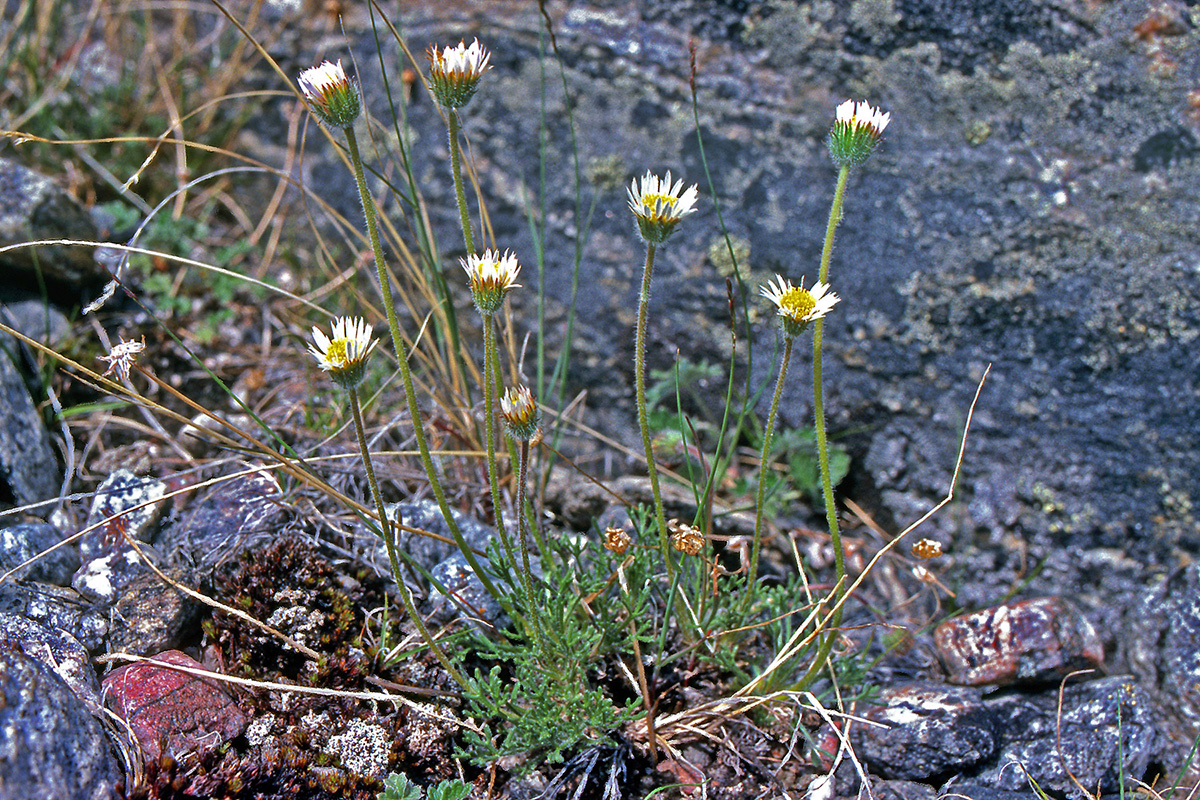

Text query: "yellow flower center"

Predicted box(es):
[780, 287, 816, 319]
[641, 193, 675, 212]
[326, 338, 351, 367]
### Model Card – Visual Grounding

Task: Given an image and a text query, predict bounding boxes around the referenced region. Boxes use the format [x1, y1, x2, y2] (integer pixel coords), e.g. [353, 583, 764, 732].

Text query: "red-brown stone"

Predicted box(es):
[102, 649, 247, 761]
[934, 597, 1104, 686]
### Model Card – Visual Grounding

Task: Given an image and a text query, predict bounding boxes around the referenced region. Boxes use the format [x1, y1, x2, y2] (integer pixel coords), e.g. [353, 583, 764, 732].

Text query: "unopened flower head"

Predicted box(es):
[627, 170, 699, 245]
[500, 384, 541, 443]
[427, 38, 491, 109]
[298, 60, 361, 128]
[828, 99, 890, 167]
[603, 525, 632, 555]
[99, 336, 146, 382]
[910, 538, 943, 560]
[668, 518, 704, 557]
[462, 249, 521, 315]
[309, 316, 378, 390]
[760, 274, 840, 338]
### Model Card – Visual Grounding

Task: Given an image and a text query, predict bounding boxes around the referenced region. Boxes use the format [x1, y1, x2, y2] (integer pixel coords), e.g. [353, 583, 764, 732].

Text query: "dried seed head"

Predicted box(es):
[910, 538, 943, 560]
[668, 518, 704, 556]
[603, 526, 631, 555]
[99, 336, 146, 382]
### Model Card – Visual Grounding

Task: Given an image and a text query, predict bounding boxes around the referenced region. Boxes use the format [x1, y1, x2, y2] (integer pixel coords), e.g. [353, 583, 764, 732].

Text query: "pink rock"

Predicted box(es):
[934, 597, 1104, 686]
[102, 650, 247, 761]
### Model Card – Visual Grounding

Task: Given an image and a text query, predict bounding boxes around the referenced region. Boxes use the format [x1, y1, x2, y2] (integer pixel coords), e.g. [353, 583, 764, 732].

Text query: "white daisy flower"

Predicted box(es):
[760, 274, 840, 337]
[427, 38, 492, 109]
[462, 249, 521, 315]
[308, 316, 377, 390]
[627, 170, 699, 245]
[298, 59, 361, 128]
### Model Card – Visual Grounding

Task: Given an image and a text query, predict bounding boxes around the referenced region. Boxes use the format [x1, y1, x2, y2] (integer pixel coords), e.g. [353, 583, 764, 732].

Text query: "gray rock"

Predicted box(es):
[0, 643, 120, 800]
[155, 466, 288, 573]
[0, 582, 108, 652]
[0, 522, 78, 584]
[0, 296, 71, 354]
[106, 568, 199, 656]
[939, 783, 1041, 800]
[72, 549, 149, 604]
[1124, 565, 1200, 783]
[974, 676, 1159, 797]
[428, 552, 507, 627]
[0, 345, 60, 508]
[0, 157, 104, 295]
[857, 683, 997, 781]
[858, 677, 1159, 797]
[873, 779, 938, 800]
[0, 612, 102, 714]
[79, 468, 167, 562]
[274, 0, 1200, 611]
[380, 499, 497, 571]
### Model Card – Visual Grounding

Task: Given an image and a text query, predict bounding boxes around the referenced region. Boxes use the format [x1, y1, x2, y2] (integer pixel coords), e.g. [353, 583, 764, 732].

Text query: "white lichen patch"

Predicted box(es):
[244, 714, 277, 746]
[878, 689, 968, 727]
[325, 718, 391, 779]
[72, 550, 144, 602]
[264, 605, 325, 646]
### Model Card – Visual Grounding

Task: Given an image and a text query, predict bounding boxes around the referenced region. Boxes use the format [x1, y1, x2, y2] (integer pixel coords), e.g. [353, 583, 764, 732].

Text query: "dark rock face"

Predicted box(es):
[974, 677, 1159, 796]
[273, 0, 1200, 615]
[0, 157, 105, 297]
[106, 569, 199, 656]
[0, 581, 109, 652]
[0, 613, 102, 714]
[0, 522, 78, 584]
[0, 642, 120, 800]
[0, 344, 60, 508]
[1124, 564, 1200, 782]
[154, 467, 288, 573]
[857, 683, 998, 782]
[858, 676, 1159, 796]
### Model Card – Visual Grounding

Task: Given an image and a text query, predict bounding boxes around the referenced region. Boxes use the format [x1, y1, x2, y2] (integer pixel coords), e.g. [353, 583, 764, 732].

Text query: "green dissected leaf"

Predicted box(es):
[426, 780, 472, 800]
[377, 772, 422, 800]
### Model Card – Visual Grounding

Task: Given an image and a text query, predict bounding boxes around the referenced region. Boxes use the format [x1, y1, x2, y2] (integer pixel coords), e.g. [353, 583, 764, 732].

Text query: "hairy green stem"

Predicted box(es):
[448, 111, 475, 255]
[482, 313, 515, 570]
[818, 165, 851, 284]
[746, 335, 793, 603]
[343, 124, 502, 601]
[348, 388, 467, 689]
[796, 164, 852, 690]
[634, 243, 673, 576]
[513, 439, 542, 648]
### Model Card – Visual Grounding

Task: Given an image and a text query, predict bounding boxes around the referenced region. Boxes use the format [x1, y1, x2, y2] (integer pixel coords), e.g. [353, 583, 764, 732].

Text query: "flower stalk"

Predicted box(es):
[427, 39, 492, 255]
[300, 58, 503, 602]
[463, 250, 522, 577]
[500, 384, 542, 644]
[628, 171, 698, 571]
[309, 318, 467, 689]
[795, 99, 889, 689]
[747, 276, 840, 603]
